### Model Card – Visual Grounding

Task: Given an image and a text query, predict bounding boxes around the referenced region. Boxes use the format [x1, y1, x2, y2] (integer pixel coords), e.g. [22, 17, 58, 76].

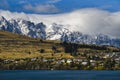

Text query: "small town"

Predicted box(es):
[0, 52, 120, 70]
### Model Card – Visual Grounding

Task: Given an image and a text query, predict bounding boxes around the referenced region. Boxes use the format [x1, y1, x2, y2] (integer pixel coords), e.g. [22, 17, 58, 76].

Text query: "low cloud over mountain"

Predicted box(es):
[0, 13, 120, 47]
[0, 8, 120, 38]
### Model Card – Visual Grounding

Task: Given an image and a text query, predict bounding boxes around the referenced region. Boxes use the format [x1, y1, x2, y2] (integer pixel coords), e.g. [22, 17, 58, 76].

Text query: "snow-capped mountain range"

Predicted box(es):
[0, 16, 120, 47]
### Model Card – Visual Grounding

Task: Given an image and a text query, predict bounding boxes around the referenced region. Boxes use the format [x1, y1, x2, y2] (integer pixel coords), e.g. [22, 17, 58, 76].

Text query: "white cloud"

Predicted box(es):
[23, 4, 59, 13]
[18, 0, 28, 4]
[47, 0, 62, 4]
[0, 8, 120, 38]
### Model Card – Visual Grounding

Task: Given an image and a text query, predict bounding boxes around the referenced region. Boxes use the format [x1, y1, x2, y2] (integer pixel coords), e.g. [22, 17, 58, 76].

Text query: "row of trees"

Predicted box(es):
[62, 41, 79, 56]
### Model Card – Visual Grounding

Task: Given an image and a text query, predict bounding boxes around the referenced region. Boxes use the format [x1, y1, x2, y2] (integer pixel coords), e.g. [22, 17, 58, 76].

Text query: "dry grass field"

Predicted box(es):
[0, 30, 119, 60]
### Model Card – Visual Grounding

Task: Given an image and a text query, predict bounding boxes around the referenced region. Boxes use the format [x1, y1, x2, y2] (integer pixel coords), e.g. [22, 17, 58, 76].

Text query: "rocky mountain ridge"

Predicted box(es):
[0, 16, 120, 47]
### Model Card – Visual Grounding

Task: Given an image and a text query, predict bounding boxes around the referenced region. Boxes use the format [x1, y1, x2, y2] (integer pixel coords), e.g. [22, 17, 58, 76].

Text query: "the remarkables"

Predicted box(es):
[0, 16, 120, 47]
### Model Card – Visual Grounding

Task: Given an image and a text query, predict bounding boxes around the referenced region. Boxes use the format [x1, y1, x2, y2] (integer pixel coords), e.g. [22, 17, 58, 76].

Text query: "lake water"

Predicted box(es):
[0, 70, 120, 80]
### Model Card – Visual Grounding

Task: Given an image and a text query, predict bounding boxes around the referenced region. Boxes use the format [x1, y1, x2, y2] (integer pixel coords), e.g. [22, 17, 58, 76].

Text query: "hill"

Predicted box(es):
[0, 30, 120, 70]
[0, 30, 73, 59]
[0, 30, 119, 60]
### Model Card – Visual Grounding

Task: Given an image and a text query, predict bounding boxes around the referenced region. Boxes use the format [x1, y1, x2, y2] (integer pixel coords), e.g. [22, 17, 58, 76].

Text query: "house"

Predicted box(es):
[73, 59, 82, 62]
[103, 54, 110, 58]
[31, 58, 36, 61]
[15, 61, 18, 64]
[91, 62, 96, 66]
[61, 59, 65, 63]
[90, 60, 96, 63]
[81, 62, 88, 65]
[56, 59, 65, 64]
[115, 57, 120, 61]
[4, 60, 9, 64]
[43, 59, 48, 62]
[66, 59, 72, 63]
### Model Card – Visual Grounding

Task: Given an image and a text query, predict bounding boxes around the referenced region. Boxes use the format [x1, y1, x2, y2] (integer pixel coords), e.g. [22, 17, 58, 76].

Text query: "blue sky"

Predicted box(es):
[0, 0, 120, 14]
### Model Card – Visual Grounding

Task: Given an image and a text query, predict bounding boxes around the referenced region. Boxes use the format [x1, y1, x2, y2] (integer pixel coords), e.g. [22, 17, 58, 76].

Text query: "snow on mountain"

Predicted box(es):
[0, 16, 120, 47]
[46, 23, 70, 40]
[1, 9, 120, 38]
[0, 16, 46, 39]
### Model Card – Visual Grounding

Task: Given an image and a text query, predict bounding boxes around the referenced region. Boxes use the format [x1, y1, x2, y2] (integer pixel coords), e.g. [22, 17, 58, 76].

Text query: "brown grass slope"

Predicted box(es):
[0, 30, 119, 59]
[0, 30, 72, 59]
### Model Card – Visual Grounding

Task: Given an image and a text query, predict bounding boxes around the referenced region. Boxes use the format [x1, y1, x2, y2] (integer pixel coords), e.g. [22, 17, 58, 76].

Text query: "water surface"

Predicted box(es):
[0, 70, 120, 80]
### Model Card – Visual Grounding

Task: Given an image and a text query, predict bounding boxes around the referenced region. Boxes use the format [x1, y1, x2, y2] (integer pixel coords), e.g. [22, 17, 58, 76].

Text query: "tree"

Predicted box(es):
[104, 59, 115, 70]
[52, 45, 57, 54]
[0, 48, 2, 53]
[62, 42, 79, 56]
[39, 49, 45, 53]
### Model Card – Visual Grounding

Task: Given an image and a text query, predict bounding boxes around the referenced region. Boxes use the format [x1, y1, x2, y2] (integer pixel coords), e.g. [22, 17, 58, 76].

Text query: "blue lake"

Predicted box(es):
[0, 70, 120, 80]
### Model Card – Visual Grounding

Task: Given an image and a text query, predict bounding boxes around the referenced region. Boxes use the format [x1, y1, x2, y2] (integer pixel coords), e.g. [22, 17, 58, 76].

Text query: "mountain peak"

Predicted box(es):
[0, 16, 6, 21]
[0, 16, 120, 47]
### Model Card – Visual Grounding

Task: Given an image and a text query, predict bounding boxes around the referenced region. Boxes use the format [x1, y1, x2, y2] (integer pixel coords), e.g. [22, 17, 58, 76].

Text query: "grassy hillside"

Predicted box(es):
[0, 30, 120, 60]
[0, 30, 72, 59]
[0, 30, 120, 70]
